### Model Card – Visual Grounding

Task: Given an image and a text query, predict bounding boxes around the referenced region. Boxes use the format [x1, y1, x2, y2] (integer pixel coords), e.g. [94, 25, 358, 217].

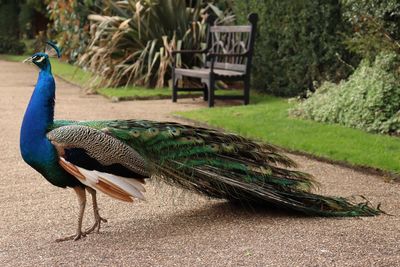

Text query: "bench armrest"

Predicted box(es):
[172, 49, 207, 68]
[207, 52, 248, 57]
[171, 49, 207, 56]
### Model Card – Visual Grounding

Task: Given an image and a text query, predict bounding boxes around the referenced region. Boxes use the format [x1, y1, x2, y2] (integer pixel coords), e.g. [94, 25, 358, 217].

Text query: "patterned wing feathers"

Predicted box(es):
[47, 125, 149, 176]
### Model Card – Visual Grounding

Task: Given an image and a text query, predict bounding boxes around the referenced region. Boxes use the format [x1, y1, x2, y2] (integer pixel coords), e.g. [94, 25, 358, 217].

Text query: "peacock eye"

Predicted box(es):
[35, 56, 45, 63]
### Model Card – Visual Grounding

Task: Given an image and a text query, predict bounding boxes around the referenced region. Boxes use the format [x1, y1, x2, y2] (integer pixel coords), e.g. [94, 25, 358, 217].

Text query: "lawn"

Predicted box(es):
[177, 95, 400, 175]
[1, 54, 92, 87]
[98, 87, 243, 101]
[99, 87, 202, 101]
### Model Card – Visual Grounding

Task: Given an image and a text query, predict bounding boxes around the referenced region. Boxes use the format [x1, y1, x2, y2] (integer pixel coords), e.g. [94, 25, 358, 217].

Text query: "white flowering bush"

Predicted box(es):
[290, 53, 400, 135]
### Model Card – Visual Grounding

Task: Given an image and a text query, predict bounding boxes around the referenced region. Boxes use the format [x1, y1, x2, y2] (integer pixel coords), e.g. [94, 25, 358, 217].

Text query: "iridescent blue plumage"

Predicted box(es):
[20, 52, 80, 188]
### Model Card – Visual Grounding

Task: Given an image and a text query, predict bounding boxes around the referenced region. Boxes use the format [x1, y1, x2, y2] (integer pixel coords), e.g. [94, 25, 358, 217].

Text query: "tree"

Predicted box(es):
[342, 0, 400, 59]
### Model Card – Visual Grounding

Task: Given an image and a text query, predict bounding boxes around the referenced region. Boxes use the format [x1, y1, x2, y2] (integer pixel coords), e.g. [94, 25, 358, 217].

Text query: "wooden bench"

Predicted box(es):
[171, 13, 258, 107]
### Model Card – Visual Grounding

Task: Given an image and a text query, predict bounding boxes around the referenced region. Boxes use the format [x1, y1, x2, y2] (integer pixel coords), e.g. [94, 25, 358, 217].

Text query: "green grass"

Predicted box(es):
[0, 54, 92, 87]
[178, 95, 400, 175]
[98, 87, 243, 101]
[98, 87, 198, 101]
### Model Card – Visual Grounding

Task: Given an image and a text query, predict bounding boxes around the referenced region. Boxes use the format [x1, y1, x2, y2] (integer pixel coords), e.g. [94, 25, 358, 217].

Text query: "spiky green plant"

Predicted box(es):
[78, 0, 234, 88]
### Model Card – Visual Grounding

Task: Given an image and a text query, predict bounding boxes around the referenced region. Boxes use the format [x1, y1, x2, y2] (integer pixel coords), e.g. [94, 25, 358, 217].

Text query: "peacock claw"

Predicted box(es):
[55, 232, 86, 242]
[84, 216, 107, 235]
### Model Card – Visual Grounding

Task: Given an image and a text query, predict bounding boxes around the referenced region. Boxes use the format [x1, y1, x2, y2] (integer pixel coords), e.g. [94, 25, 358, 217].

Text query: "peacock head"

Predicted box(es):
[23, 41, 61, 71]
[23, 52, 50, 70]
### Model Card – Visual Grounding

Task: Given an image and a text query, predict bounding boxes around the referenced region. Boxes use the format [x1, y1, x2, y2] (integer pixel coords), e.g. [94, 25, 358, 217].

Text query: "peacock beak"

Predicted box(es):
[22, 56, 33, 64]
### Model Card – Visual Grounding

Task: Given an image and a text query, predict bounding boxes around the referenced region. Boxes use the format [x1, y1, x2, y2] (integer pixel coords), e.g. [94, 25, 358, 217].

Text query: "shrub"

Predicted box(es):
[290, 52, 400, 135]
[19, 0, 48, 39]
[47, 0, 101, 62]
[0, 36, 26, 54]
[233, 0, 352, 97]
[0, 0, 19, 38]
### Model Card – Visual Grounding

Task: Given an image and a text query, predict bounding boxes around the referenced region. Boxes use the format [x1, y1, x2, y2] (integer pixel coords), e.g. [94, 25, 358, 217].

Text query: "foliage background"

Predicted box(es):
[0, 0, 24, 54]
[0, 0, 399, 101]
[77, 0, 233, 88]
[290, 1, 400, 135]
[47, 0, 103, 62]
[0, 0, 20, 38]
[342, 0, 400, 60]
[233, 0, 353, 97]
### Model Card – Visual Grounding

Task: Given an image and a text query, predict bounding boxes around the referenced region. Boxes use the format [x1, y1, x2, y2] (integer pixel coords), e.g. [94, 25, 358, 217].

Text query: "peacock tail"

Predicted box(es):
[47, 119, 381, 217]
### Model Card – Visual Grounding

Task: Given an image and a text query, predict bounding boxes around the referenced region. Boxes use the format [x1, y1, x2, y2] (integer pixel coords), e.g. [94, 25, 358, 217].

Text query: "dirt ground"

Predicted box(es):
[0, 60, 399, 267]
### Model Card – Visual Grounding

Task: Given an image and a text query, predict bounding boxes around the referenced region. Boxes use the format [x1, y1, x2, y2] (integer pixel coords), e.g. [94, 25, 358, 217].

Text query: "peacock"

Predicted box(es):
[20, 43, 381, 242]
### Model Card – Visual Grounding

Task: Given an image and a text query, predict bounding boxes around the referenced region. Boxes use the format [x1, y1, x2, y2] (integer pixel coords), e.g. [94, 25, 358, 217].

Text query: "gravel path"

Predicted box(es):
[1, 60, 399, 266]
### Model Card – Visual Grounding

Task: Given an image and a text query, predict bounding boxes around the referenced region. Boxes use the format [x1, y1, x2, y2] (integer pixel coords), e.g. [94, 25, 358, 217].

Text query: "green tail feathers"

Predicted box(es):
[155, 160, 381, 217]
[52, 119, 382, 217]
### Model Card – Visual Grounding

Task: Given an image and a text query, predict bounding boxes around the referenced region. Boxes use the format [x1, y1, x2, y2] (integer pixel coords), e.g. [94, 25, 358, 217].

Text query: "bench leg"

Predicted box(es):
[172, 77, 178, 102]
[172, 88, 177, 102]
[208, 78, 215, 108]
[244, 79, 250, 105]
[172, 70, 179, 102]
[203, 84, 208, 101]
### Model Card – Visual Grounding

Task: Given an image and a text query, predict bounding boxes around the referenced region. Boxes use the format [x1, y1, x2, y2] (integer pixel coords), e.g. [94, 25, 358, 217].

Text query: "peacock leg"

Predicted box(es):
[84, 187, 107, 235]
[56, 186, 87, 242]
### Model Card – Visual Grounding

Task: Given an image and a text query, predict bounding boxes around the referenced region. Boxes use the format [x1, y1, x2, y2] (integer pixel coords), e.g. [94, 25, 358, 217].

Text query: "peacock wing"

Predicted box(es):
[47, 124, 148, 202]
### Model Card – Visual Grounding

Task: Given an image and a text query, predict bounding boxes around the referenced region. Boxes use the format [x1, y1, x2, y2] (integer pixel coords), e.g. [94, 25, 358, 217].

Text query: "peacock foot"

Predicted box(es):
[55, 231, 86, 242]
[84, 216, 107, 235]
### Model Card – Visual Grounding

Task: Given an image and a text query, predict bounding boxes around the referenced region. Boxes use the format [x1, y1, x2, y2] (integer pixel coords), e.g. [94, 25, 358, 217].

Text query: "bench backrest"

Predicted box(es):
[206, 13, 258, 74]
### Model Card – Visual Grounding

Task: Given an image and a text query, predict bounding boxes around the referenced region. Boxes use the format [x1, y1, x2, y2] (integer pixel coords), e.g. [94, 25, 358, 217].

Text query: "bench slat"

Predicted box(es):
[206, 62, 246, 72]
[175, 68, 245, 78]
[210, 25, 252, 33]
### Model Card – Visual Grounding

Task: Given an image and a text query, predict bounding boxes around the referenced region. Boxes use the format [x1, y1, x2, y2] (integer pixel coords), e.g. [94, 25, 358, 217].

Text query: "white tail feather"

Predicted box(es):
[60, 157, 146, 201]
[121, 177, 146, 192]
[95, 171, 145, 200]
[77, 167, 100, 187]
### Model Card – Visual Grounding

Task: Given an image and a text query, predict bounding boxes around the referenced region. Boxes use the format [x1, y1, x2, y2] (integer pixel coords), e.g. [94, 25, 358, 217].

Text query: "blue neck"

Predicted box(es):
[20, 68, 55, 164]
[42, 62, 52, 73]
